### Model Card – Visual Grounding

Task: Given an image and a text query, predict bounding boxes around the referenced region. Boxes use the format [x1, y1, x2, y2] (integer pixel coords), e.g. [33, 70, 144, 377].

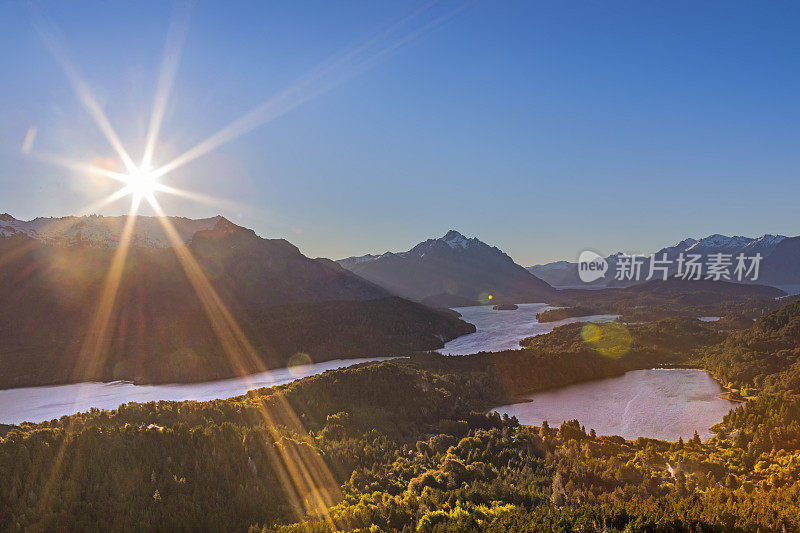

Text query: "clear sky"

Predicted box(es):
[1, 1, 798, 265]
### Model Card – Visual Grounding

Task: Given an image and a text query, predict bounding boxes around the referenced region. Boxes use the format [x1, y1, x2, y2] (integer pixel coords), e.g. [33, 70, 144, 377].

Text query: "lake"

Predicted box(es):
[441, 303, 618, 355]
[493, 368, 740, 441]
[0, 357, 391, 425]
[0, 303, 619, 425]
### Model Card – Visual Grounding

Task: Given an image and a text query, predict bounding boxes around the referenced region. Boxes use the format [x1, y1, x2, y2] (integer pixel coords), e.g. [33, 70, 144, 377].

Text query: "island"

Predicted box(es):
[536, 305, 597, 322]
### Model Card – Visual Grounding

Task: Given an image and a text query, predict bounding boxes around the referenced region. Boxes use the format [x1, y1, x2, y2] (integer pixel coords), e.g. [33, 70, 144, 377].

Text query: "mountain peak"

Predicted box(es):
[686, 234, 758, 252]
[749, 234, 786, 247]
[672, 237, 698, 249]
[187, 215, 248, 244]
[211, 215, 239, 233]
[440, 230, 472, 249]
[337, 229, 553, 302]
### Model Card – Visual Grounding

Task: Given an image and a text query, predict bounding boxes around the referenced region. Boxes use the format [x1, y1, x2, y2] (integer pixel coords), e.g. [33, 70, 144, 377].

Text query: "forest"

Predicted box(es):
[535, 306, 599, 322]
[0, 233, 474, 388]
[551, 278, 787, 322]
[2, 298, 800, 531]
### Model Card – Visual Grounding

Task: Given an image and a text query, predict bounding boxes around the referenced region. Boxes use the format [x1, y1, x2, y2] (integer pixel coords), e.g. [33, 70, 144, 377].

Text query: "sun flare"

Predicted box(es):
[121, 167, 160, 200]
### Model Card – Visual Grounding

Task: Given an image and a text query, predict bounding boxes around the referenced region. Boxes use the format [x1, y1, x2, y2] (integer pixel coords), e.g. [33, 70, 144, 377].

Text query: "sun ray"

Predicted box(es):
[17, 6, 471, 523]
[141, 3, 192, 170]
[147, 197, 341, 523]
[31, 152, 129, 183]
[34, 195, 141, 514]
[0, 188, 137, 272]
[35, 18, 137, 173]
[154, 183, 252, 213]
[71, 194, 142, 382]
[152, 2, 467, 179]
[76, 187, 137, 214]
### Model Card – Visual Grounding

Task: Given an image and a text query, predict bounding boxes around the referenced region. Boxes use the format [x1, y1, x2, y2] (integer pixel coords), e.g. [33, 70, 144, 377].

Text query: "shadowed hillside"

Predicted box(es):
[0, 220, 474, 387]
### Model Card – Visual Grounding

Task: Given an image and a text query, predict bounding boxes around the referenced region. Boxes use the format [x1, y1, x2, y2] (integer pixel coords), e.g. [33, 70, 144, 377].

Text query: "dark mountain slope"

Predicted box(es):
[552, 277, 785, 321]
[760, 236, 800, 286]
[339, 230, 554, 304]
[0, 219, 473, 387]
[529, 233, 789, 288]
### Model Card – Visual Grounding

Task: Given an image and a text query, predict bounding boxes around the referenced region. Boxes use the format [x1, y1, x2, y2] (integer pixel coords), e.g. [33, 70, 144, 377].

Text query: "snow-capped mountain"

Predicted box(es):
[338, 230, 554, 305]
[405, 230, 501, 260]
[528, 233, 792, 288]
[682, 234, 786, 254]
[440, 229, 479, 249]
[687, 234, 753, 251]
[337, 253, 384, 269]
[0, 213, 224, 248]
[339, 231, 488, 269]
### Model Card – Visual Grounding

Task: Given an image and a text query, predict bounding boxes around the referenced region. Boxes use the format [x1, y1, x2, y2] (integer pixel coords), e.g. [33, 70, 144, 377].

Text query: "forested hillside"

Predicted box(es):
[3, 301, 800, 531]
[552, 278, 786, 322]
[0, 225, 474, 388]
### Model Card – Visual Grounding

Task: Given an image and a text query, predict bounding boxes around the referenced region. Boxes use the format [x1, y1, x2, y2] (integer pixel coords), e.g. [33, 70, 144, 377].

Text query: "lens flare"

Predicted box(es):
[582, 322, 632, 358]
[26, 5, 471, 525]
[288, 352, 314, 377]
[581, 323, 601, 343]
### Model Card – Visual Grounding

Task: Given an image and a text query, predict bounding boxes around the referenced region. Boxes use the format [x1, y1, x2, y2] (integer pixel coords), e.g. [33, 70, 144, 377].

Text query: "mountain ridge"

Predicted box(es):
[0, 216, 474, 387]
[529, 232, 793, 288]
[0, 212, 231, 248]
[338, 230, 554, 304]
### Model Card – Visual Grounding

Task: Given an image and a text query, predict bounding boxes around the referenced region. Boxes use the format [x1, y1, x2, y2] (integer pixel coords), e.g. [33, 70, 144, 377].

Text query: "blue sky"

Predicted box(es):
[1, 1, 798, 265]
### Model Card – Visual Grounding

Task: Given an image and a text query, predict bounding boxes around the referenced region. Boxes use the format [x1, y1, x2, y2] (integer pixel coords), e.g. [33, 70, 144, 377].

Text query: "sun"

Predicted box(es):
[121, 167, 160, 200]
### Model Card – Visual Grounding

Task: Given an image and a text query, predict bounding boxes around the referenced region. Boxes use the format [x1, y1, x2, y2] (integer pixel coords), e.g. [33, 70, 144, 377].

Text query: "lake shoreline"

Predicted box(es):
[504, 363, 743, 415]
[0, 357, 397, 425]
[0, 354, 408, 392]
[492, 367, 743, 441]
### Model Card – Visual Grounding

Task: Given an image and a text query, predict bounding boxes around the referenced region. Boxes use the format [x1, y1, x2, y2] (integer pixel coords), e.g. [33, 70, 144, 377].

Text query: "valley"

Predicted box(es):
[3, 4, 800, 530]
[0, 216, 473, 388]
[0, 302, 616, 424]
[2, 298, 800, 531]
[2, 215, 800, 532]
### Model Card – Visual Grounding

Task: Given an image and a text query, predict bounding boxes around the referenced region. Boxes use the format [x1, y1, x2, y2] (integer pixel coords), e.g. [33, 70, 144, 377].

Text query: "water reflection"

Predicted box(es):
[493, 368, 740, 441]
[441, 303, 618, 355]
[0, 357, 392, 424]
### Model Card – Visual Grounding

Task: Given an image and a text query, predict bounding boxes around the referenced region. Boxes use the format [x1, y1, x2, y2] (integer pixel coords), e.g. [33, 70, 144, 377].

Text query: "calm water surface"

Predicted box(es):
[493, 368, 740, 441]
[1, 304, 716, 432]
[441, 303, 618, 355]
[0, 358, 391, 425]
[0, 304, 615, 424]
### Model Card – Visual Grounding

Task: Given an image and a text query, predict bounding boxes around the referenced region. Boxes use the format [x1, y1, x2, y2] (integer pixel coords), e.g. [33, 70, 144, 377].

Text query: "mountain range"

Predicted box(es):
[528, 233, 798, 288]
[0, 214, 473, 387]
[759, 236, 800, 286]
[1, 213, 793, 388]
[0, 212, 222, 248]
[338, 230, 555, 306]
